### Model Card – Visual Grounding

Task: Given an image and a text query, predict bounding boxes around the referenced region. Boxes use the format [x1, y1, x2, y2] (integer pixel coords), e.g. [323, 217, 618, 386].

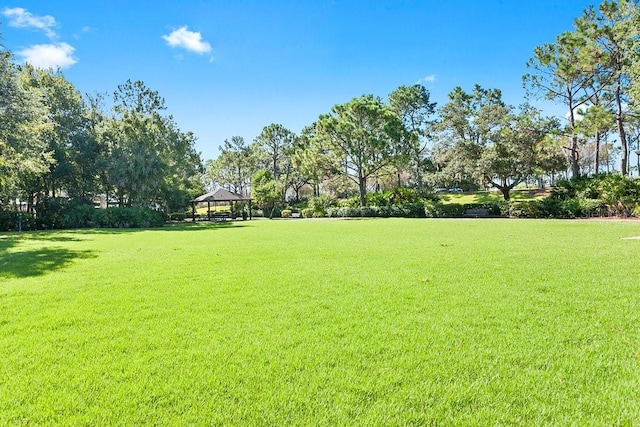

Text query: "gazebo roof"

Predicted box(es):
[192, 188, 251, 203]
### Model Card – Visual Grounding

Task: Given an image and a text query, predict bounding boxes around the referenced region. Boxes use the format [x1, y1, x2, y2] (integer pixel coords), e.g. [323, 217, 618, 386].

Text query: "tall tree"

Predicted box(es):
[205, 136, 257, 195]
[19, 65, 97, 200]
[103, 80, 202, 208]
[524, 30, 597, 178]
[0, 40, 52, 208]
[291, 123, 334, 197]
[254, 123, 296, 202]
[316, 94, 405, 206]
[479, 105, 563, 200]
[576, 103, 615, 174]
[576, 0, 640, 175]
[388, 84, 437, 192]
[434, 85, 508, 189]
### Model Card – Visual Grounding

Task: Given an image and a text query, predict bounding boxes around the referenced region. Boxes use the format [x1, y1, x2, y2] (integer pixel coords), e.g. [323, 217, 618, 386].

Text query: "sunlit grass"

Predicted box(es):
[1, 219, 639, 424]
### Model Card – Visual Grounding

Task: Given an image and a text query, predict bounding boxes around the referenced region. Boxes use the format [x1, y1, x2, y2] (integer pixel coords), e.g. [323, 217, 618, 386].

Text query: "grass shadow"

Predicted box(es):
[0, 246, 96, 279]
[81, 219, 252, 235]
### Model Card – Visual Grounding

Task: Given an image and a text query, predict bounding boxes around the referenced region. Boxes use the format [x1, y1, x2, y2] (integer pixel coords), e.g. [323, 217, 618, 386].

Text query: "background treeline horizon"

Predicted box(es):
[2, 0, 640, 223]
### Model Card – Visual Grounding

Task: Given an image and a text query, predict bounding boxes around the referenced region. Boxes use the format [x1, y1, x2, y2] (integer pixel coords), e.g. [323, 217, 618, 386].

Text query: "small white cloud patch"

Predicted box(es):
[17, 43, 77, 69]
[162, 26, 212, 55]
[418, 74, 436, 84]
[2, 7, 58, 38]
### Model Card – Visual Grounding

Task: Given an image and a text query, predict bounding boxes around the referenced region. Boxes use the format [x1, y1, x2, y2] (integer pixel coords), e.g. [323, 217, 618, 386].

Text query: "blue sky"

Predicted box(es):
[2, 0, 593, 161]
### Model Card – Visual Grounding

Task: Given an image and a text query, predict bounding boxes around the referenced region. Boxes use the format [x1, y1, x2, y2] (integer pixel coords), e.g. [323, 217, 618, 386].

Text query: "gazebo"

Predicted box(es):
[191, 188, 252, 221]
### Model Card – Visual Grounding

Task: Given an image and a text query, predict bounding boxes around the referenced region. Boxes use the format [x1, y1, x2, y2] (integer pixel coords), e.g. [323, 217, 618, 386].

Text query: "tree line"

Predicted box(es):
[1, 41, 203, 217]
[2, 0, 640, 224]
[209, 0, 640, 207]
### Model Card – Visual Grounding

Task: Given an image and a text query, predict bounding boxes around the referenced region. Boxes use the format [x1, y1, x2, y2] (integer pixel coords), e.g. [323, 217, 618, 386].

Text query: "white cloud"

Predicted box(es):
[17, 43, 77, 69]
[162, 26, 212, 55]
[418, 74, 436, 84]
[2, 7, 58, 38]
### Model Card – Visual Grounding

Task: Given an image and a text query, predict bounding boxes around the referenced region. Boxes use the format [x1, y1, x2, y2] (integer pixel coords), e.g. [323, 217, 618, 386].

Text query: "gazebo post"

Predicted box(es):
[249, 200, 253, 220]
[191, 202, 196, 222]
[207, 201, 211, 221]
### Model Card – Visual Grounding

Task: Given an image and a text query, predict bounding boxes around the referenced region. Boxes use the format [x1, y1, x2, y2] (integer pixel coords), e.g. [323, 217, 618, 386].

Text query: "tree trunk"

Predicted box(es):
[567, 92, 580, 179]
[500, 187, 511, 201]
[358, 176, 367, 207]
[594, 130, 600, 175]
[615, 82, 628, 175]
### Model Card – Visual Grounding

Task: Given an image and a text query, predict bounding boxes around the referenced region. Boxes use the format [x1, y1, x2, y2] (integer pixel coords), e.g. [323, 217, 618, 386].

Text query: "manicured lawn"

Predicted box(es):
[1, 218, 639, 424]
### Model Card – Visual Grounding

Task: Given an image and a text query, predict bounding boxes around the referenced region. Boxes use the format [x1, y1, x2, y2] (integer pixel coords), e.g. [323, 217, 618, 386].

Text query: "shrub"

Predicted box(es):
[85, 207, 166, 228]
[424, 202, 466, 218]
[35, 197, 96, 229]
[577, 199, 605, 217]
[301, 208, 314, 218]
[281, 209, 292, 218]
[362, 206, 382, 217]
[308, 195, 337, 215]
[508, 201, 545, 218]
[0, 210, 36, 232]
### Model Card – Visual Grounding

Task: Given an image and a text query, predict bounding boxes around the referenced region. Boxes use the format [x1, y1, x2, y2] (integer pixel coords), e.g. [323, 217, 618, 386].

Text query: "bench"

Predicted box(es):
[463, 208, 490, 217]
[211, 212, 231, 221]
[291, 212, 301, 218]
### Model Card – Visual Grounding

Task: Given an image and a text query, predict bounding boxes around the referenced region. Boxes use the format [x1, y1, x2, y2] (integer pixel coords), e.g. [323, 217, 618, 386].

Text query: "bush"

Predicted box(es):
[301, 208, 314, 218]
[35, 197, 96, 229]
[308, 195, 337, 215]
[91, 207, 165, 228]
[281, 209, 292, 218]
[577, 198, 605, 217]
[551, 174, 640, 217]
[423, 202, 466, 218]
[0, 210, 36, 232]
[508, 200, 546, 218]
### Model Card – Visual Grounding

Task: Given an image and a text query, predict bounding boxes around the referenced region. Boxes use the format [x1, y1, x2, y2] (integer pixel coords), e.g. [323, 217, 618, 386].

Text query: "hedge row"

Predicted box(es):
[301, 199, 610, 219]
[325, 203, 426, 218]
[0, 206, 166, 232]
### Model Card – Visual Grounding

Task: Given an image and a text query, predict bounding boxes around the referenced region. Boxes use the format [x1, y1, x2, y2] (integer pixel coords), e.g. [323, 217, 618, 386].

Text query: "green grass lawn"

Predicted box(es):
[1, 218, 639, 425]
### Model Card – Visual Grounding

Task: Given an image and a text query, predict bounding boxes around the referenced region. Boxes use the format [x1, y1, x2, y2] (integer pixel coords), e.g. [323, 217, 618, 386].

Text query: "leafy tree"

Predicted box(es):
[576, 103, 615, 173]
[205, 136, 257, 195]
[435, 86, 563, 200]
[19, 65, 98, 201]
[388, 84, 437, 192]
[316, 94, 405, 206]
[254, 123, 296, 201]
[480, 105, 562, 200]
[0, 41, 53, 208]
[102, 80, 202, 209]
[291, 123, 336, 197]
[254, 123, 295, 181]
[251, 170, 280, 218]
[433, 85, 508, 190]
